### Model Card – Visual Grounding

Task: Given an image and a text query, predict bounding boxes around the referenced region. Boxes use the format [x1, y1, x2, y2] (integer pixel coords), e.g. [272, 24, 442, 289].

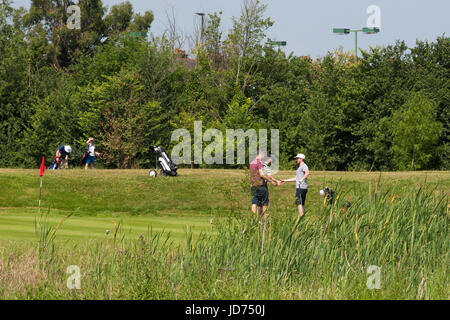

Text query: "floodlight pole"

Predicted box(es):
[196, 12, 205, 44]
[268, 39, 287, 50]
[351, 30, 362, 61]
[333, 27, 379, 61]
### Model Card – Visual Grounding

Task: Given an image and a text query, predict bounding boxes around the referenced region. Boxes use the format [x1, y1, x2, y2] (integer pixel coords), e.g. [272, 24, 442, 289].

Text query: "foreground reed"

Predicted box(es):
[0, 182, 448, 299]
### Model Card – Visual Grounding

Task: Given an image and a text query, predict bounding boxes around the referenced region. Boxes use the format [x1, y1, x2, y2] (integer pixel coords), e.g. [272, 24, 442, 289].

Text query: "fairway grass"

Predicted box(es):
[0, 169, 448, 299]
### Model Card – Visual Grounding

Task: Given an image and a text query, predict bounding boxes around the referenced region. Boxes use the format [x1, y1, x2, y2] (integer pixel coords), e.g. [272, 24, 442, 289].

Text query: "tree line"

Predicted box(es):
[0, 0, 448, 170]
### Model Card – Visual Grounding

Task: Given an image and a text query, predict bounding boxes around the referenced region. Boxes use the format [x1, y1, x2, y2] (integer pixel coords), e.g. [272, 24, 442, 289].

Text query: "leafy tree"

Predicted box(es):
[78, 69, 159, 168]
[0, 1, 32, 166]
[1, 0, 449, 171]
[23, 0, 105, 69]
[226, 0, 273, 58]
[20, 83, 83, 167]
[224, 0, 273, 91]
[104, 1, 153, 34]
[23, 0, 153, 69]
[261, 52, 312, 168]
[391, 91, 442, 170]
[202, 11, 225, 69]
[296, 53, 352, 170]
[409, 36, 450, 169]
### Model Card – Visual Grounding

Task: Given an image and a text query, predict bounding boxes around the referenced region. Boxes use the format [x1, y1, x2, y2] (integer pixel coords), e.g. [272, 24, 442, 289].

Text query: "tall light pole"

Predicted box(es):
[268, 39, 287, 50]
[195, 12, 205, 44]
[333, 27, 380, 61]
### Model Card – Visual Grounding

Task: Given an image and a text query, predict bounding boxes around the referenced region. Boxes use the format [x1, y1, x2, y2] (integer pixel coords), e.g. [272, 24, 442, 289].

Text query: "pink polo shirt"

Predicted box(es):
[249, 158, 265, 186]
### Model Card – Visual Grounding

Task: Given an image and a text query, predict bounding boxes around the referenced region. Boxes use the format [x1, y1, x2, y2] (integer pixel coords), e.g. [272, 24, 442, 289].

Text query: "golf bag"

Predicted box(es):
[49, 156, 62, 170]
[80, 145, 89, 166]
[323, 186, 336, 205]
[80, 153, 87, 166]
[151, 145, 177, 176]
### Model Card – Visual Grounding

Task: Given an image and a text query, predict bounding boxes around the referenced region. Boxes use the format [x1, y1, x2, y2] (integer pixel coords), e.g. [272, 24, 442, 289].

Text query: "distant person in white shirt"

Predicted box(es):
[85, 137, 101, 170]
[280, 153, 310, 217]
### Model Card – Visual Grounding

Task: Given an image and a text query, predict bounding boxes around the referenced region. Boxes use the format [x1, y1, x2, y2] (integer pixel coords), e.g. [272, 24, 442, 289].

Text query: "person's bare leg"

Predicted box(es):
[257, 205, 263, 218]
[262, 205, 268, 220]
[85, 163, 89, 170]
[251, 206, 258, 221]
[244, 204, 258, 234]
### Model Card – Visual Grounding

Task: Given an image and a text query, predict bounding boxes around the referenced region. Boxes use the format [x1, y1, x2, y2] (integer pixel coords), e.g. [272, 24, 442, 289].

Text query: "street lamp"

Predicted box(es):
[268, 39, 287, 50]
[195, 12, 205, 43]
[333, 27, 379, 60]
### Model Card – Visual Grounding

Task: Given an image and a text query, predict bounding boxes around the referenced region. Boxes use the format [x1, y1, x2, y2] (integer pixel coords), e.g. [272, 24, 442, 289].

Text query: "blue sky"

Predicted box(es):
[11, 0, 450, 58]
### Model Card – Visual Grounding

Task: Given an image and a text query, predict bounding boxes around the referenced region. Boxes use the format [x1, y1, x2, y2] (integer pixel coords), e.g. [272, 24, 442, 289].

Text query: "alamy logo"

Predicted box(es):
[67, 5, 81, 30]
[366, 5, 381, 29]
[171, 121, 279, 172]
[66, 265, 81, 290]
[366, 265, 381, 289]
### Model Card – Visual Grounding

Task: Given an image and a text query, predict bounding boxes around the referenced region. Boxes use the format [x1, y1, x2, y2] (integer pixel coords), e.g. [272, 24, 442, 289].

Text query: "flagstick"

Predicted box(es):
[38, 176, 42, 214]
[38, 156, 45, 214]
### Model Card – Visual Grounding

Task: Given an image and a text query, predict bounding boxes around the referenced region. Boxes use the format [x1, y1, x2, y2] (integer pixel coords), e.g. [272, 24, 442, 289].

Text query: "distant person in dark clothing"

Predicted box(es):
[55, 145, 72, 169]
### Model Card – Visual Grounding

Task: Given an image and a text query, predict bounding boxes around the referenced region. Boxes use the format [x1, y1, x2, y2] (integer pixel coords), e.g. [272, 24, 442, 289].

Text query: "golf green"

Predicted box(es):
[0, 208, 214, 243]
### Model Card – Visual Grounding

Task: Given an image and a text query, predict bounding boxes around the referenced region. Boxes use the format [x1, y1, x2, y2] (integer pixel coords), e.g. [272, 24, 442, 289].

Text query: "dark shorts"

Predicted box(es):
[295, 188, 307, 206]
[251, 184, 269, 207]
[86, 155, 95, 164]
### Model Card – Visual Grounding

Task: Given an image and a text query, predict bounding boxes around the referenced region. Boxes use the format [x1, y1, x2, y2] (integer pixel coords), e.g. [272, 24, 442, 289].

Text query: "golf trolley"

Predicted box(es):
[149, 145, 178, 177]
[49, 156, 66, 170]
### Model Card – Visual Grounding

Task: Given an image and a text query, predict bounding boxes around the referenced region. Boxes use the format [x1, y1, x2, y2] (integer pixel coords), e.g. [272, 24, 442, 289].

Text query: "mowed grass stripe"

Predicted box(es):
[0, 210, 214, 242]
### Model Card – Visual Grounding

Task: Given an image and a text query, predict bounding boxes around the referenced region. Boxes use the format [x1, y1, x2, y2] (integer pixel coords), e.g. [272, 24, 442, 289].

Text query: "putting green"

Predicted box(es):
[0, 207, 214, 243]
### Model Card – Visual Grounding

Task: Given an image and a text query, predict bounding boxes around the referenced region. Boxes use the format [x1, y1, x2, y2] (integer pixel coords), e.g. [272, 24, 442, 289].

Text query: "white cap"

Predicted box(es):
[295, 153, 305, 159]
[319, 189, 325, 196]
[64, 145, 72, 153]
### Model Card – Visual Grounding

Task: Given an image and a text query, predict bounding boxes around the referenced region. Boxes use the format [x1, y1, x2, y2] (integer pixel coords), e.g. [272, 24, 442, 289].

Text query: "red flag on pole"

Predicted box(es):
[39, 157, 45, 177]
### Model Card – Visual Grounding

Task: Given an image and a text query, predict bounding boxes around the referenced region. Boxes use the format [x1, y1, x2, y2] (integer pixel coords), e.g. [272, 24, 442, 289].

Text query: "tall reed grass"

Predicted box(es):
[2, 182, 448, 299]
